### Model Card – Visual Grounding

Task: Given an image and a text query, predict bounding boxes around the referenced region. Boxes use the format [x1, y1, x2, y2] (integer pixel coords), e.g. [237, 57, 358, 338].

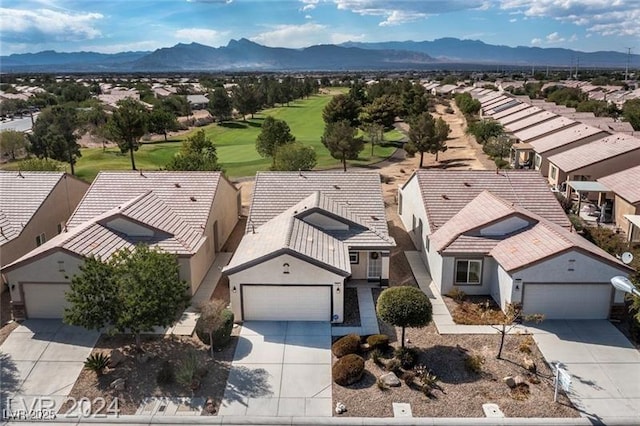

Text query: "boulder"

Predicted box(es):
[109, 349, 125, 368]
[503, 376, 516, 389]
[379, 372, 401, 387]
[110, 378, 126, 391]
[514, 375, 527, 386]
[335, 402, 347, 414]
[204, 398, 216, 414]
[523, 357, 537, 373]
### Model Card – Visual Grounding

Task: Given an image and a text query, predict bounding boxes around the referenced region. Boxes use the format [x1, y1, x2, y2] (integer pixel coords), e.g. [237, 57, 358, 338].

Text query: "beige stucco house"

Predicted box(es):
[547, 133, 640, 192]
[223, 171, 395, 323]
[398, 170, 631, 319]
[598, 165, 640, 242]
[0, 171, 89, 269]
[1, 171, 239, 319]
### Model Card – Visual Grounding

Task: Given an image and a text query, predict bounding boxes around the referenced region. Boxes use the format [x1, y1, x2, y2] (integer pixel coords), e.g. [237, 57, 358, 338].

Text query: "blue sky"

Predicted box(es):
[1, 0, 638, 55]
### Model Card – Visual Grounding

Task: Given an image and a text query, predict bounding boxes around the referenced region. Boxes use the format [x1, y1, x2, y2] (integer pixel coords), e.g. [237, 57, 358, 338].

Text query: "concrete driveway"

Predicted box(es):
[531, 320, 640, 421]
[218, 321, 332, 417]
[0, 320, 99, 415]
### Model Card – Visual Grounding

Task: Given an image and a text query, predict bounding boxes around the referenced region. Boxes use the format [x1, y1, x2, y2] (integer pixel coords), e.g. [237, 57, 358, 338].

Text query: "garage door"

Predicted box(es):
[523, 283, 612, 319]
[242, 285, 331, 321]
[23, 283, 70, 318]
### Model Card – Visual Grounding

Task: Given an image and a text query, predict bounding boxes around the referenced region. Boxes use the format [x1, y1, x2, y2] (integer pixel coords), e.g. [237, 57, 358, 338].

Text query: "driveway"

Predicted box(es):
[0, 320, 99, 416]
[531, 320, 640, 421]
[218, 321, 332, 417]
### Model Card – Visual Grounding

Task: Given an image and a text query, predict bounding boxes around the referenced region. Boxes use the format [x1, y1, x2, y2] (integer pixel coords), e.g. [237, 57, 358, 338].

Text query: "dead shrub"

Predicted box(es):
[332, 334, 361, 358]
[519, 335, 535, 354]
[332, 354, 365, 386]
[464, 354, 485, 374]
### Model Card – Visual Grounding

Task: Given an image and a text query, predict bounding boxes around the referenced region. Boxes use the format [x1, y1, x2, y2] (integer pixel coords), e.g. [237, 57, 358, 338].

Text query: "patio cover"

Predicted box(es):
[624, 214, 640, 229]
[567, 181, 610, 193]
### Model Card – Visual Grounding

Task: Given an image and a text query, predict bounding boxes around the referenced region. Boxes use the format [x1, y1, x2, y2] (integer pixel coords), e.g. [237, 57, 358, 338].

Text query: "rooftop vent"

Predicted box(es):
[174, 183, 181, 188]
[441, 194, 449, 200]
[371, 215, 379, 221]
[190, 196, 197, 202]
[333, 185, 341, 190]
[463, 182, 471, 187]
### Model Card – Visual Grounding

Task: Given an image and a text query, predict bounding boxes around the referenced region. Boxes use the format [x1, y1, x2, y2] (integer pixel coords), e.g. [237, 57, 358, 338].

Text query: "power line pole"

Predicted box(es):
[625, 47, 632, 82]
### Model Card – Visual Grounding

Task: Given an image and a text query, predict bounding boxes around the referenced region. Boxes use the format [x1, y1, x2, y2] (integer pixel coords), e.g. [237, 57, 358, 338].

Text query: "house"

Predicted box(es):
[529, 124, 608, 176]
[186, 95, 209, 110]
[484, 101, 529, 119]
[1, 171, 239, 319]
[504, 110, 557, 133]
[223, 171, 395, 323]
[547, 133, 640, 191]
[0, 172, 89, 269]
[598, 165, 640, 241]
[496, 106, 543, 126]
[398, 170, 631, 319]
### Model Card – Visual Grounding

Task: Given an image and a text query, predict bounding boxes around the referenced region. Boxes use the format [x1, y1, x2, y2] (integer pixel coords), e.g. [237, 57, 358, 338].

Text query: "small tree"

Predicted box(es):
[467, 119, 504, 144]
[491, 303, 543, 359]
[434, 117, 451, 162]
[273, 143, 317, 171]
[28, 105, 81, 174]
[483, 134, 513, 161]
[407, 112, 437, 168]
[322, 94, 361, 127]
[256, 116, 296, 168]
[106, 98, 149, 170]
[166, 129, 221, 171]
[148, 108, 178, 141]
[208, 87, 233, 122]
[376, 286, 432, 347]
[198, 299, 227, 358]
[0, 130, 27, 160]
[321, 120, 365, 172]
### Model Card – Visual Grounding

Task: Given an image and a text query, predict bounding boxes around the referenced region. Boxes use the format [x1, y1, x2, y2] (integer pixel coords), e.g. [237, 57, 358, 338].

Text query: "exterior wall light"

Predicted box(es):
[232, 286, 237, 293]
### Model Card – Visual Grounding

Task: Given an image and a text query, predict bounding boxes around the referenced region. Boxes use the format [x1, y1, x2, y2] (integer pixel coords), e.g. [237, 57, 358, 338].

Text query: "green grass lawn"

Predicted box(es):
[22, 92, 402, 182]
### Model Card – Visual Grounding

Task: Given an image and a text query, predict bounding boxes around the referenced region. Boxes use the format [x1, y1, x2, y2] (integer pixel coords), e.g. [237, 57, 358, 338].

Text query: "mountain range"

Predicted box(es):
[1, 37, 637, 73]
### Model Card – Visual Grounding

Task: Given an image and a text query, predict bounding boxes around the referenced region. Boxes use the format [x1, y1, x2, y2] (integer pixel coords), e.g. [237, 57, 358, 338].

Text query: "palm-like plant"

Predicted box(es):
[84, 353, 110, 376]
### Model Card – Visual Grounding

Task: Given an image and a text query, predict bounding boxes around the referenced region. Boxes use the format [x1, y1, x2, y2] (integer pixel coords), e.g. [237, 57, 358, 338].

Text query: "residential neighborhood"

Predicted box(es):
[2, 1, 640, 425]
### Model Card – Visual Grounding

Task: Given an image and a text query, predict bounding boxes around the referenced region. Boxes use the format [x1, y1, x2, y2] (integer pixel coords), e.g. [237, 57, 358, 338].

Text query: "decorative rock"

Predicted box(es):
[523, 357, 537, 373]
[380, 372, 401, 387]
[360, 343, 371, 352]
[204, 398, 216, 414]
[514, 375, 526, 386]
[110, 378, 126, 391]
[335, 402, 346, 414]
[109, 349, 125, 368]
[503, 376, 516, 389]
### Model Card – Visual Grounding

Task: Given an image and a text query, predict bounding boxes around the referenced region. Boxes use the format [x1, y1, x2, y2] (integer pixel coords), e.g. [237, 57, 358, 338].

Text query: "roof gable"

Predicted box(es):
[548, 133, 640, 172]
[598, 164, 640, 205]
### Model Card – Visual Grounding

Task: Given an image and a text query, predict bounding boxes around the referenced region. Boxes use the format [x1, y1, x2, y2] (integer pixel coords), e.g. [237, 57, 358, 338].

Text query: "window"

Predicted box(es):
[550, 165, 557, 180]
[534, 154, 541, 169]
[349, 252, 359, 264]
[425, 236, 430, 251]
[57, 222, 66, 234]
[35, 233, 46, 247]
[455, 259, 482, 285]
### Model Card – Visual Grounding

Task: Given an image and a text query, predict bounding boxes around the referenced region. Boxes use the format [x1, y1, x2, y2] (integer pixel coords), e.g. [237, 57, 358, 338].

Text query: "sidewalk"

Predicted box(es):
[332, 287, 379, 337]
[404, 251, 524, 335]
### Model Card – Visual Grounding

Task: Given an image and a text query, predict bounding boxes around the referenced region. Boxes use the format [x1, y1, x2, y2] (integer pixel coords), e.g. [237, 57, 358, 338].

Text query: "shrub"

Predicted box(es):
[176, 350, 201, 389]
[394, 346, 418, 369]
[332, 354, 365, 386]
[377, 286, 432, 348]
[332, 334, 361, 358]
[370, 348, 384, 366]
[156, 361, 175, 386]
[84, 353, 110, 376]
[445, 288, 466, 303]
[196, 307, 234, 349]
[464, 354, 485, 374]
[385, 358, 402, 373]
[519, 335, 534, 354]
[402, 371, 416, 386]
[376, 377, 389, 391]
[367, 334, 390, 350]
[494, 158, 509, 169]
[569, 214, 585, 232]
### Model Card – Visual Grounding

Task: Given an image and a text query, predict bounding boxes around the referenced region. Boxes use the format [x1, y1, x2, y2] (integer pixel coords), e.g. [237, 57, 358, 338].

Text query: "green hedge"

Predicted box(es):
[195, 309, 234, 349]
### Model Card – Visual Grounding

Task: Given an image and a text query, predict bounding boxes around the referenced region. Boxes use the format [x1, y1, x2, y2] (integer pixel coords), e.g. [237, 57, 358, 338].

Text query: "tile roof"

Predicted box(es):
[482, 95, 509, 109]
[512, 116, 578, 142]
[598, 165, 640, 204]
[528, 124, 605, 154]
[488, 102, 530, 119]
[548, 133, 640, 172]
[504, 111, 557, 133]
[0, 171, 66, 245]
[68, 171, 222, 230]
[411, 170, 570, 232]
[248, 171, 391, 244]
[497, 106, 543, 125]
[485, 99, 522, 116]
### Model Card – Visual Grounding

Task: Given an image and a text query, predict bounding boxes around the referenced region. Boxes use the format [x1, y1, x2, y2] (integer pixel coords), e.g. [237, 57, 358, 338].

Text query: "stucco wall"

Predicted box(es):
[227, 253, 345, 322]
[535, 132, 606, 177]
[350, 250, 367, 279]
[0, 175, 88, 268]
[208, 177, 240, 253]
[612, 195, 639, 234]
[440, 255, 494, 296]
[494, 264, 516, 310]
[398, 176, 430, 255]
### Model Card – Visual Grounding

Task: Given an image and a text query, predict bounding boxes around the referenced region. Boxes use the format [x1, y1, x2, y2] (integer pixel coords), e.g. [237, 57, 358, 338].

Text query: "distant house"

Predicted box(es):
[223, 171, 395, 323]
[598, 165, 640, 242]
[398, 170, 632, 319]
[187, 95, 209, 110]
[0, 171, 89, 269]
[2, 171, 239, 319]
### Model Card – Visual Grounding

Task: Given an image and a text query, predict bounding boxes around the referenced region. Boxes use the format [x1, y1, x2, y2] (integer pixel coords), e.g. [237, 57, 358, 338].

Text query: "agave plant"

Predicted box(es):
[84, 353, 110, 376]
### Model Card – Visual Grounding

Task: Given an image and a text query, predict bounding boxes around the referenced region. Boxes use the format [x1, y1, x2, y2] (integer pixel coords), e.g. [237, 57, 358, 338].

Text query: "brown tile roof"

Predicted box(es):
[0, 171, 69, 245]
[598, 165, 640, 204]
[412, 170, 570, 232]
[512, 116, 578, 142]
[548, 133, 640, 172]
[489, 102, 530, 120]
[528, 124, 606, 154]
[497, 106, 542, 125]
[505, 111, 557, 133]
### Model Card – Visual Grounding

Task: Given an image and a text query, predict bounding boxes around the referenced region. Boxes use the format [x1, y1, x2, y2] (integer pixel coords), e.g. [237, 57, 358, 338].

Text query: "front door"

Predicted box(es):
[368, 252, 382, 281]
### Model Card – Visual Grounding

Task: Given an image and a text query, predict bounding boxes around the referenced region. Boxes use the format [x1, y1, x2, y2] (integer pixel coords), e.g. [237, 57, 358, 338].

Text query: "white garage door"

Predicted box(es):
[523, 283, 612, 319]
[242, 285, 331, 321]
[23, 283, 70, 318]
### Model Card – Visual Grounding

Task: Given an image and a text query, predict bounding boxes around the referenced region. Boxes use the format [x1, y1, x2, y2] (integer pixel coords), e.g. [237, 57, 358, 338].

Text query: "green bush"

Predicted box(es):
[385, 358, 402, 373]
[494, 158, 509, 169]
[195, 308, 234, 349]
[464, 354, 485, 374]
[332, 333, 361, 358]
[366, 334, 390, 350]
[394, 346, 418, 369]
[370, 348, 384, 366]
[156, 361, 175, 386]
[332, 354, 365, 386]
[84, 353, 110, 376]
[176, 350, 200, 389]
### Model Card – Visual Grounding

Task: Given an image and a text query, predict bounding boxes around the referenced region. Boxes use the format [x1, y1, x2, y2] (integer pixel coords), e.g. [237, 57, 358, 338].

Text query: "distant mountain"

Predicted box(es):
[341, 38, 639, 68]
[131, 38, 436, 71]
[1, 50, 150, 72]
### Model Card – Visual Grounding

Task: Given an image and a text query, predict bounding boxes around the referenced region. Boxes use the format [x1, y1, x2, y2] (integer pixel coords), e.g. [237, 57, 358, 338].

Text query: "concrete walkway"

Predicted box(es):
[332, 287, 379, 337]
[528, 320, 640, 421]
[219, 321, 332, 417]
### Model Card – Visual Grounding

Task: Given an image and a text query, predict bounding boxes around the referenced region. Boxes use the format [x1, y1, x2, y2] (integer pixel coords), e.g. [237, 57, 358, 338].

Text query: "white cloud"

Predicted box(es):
[509, 18, 517, 22]
[251, 23, 364, 48]
[531, 37, 542, 45]
[174, 28, 229, 46]
[300, 0, 319, 11]
[500, 0, 640, 37]
[305, 14, 313, 19]
[81, 40, 162, 54]
[0, 7, 103, 41]
[568, 34, 578, 42]
[379, 10, 427, 26]
[545, 31, 564, 43]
